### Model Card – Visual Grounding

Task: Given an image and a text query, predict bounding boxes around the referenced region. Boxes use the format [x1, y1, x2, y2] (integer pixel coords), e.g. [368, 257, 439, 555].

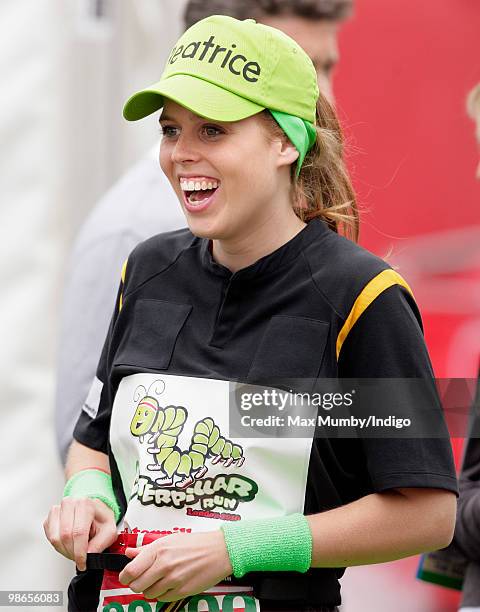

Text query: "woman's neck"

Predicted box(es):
[211, 213, 306, 273]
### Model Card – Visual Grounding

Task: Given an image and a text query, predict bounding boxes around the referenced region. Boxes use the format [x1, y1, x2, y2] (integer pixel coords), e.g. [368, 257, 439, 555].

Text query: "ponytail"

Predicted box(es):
[293, 95, 359, 242]
[261, 95, 359, 242]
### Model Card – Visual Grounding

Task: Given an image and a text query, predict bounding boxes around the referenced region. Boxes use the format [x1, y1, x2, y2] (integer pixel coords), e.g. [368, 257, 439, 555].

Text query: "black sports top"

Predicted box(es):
[73, 217, 458, 608]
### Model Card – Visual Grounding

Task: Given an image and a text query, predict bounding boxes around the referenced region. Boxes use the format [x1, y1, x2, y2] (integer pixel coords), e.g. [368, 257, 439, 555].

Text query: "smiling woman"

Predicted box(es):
[158, 101, 302, 248]
[44, 13, 458, 612]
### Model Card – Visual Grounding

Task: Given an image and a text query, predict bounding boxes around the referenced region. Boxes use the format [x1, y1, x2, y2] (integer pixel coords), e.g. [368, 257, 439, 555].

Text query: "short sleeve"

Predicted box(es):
[337, 283, 458, 496]
[72, 260, 128, 454]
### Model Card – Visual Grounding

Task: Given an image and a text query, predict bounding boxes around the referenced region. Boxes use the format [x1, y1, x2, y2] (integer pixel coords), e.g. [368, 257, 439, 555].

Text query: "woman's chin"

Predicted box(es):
[184, 216, 221, 240]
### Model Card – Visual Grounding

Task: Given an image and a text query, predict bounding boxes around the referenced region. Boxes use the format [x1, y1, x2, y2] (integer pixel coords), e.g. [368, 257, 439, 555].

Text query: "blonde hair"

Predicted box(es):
[261, 94, 359, 242]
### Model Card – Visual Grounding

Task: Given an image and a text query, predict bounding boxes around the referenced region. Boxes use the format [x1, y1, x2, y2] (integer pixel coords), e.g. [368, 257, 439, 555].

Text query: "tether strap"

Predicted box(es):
[86, 554, 191, 611]
[86, 553, 130, 571]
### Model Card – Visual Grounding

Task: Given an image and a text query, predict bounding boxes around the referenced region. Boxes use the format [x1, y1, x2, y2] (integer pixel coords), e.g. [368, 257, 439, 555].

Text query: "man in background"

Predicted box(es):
[452, 83, 480, 612]
[184, 0, 350, 104]
[417, 82, 480, 612]
[55, 0, 353, 464]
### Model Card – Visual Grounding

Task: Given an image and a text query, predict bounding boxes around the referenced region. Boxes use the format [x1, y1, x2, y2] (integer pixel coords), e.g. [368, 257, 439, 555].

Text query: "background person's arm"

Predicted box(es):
[55, 232, 143, 465]
[454, 486, 480, 561]
[449, 397, 480, 562]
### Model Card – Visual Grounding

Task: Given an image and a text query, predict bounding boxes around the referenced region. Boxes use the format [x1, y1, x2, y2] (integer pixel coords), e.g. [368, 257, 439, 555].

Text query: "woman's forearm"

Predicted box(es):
[65, 439, 110, 480]
[307, 487, 457, 568]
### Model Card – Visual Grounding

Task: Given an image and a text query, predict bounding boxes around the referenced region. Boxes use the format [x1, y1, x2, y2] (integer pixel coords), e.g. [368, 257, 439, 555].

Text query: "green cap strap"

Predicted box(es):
[221, 513, 312, 578]
[270, 110, 317, 177]
[63, 469, 121, 523]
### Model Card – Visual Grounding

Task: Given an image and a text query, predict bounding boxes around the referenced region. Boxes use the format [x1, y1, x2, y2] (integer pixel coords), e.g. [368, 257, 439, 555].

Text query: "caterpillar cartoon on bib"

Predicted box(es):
[130, 386, 244, 489]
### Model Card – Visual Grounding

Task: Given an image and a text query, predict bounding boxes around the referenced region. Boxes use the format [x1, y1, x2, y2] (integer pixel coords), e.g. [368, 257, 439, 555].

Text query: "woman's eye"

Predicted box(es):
[159, 124, 223, 138]
[160, 125, 179, 138]
[203, 125, 223, 137]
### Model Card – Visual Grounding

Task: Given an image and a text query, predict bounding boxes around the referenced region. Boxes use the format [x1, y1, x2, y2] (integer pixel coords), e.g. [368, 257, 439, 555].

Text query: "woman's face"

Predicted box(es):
[159, 100, 298, 242]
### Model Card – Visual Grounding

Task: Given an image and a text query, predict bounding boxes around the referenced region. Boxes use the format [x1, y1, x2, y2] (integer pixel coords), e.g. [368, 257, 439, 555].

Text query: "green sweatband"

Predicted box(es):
[221, 513, 312, 578]
[63, 469, 121, 523]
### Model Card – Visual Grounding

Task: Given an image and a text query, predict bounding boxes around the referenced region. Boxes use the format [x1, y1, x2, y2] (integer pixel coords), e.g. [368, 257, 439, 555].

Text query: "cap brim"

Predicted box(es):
[123, 74, 264, 122]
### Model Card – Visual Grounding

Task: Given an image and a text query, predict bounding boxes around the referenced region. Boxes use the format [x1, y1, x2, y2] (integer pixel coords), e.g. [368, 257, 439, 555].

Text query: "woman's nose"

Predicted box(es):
[171, 134, 200, 164]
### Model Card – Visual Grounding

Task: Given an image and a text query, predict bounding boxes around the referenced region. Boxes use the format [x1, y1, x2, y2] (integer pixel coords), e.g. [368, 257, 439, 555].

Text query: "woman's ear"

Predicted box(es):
[276, 140, 299, 168]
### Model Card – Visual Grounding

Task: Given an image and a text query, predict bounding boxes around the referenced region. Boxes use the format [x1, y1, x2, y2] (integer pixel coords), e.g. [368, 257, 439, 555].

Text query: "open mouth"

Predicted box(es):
[184, 187, 217, 205]
[180, 178, 220, 209]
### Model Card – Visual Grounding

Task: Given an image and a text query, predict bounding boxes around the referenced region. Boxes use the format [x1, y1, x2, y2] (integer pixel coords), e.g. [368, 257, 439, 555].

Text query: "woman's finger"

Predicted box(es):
[86, 510, 118, 555]
[71, 498, 95, 571]
[58, 498, 76, 559]
[44, 505, 69, 558]
[143, 578, 183, 602]
[119, 546, 158, 587]
[124, 547, 141, 559]
[42, 506, 54, 541]
[127, 561, 171, 595]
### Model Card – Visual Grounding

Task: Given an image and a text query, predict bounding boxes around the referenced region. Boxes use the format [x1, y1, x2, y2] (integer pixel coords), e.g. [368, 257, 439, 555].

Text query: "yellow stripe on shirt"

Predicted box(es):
[336, 269, 414, 360]
[119, 258, 128, 312]
[121, 258, 128, 283]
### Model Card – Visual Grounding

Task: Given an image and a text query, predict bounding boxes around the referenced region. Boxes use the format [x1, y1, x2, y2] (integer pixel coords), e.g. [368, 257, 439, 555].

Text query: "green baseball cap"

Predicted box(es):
[123, 14, 319, 124]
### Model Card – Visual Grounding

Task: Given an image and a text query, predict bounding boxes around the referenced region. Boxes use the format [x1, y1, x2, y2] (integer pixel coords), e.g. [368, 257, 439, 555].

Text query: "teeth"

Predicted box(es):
[180, 179, 219, 191]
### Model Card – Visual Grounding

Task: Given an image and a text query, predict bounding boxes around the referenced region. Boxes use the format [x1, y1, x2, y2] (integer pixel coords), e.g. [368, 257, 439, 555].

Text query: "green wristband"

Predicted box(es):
[221, 513, 312, 578]
[63, 469, 121, 523]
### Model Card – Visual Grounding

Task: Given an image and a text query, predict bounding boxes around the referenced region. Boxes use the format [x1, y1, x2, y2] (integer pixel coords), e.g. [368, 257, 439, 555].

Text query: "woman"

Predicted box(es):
[44, 15, 458, 612]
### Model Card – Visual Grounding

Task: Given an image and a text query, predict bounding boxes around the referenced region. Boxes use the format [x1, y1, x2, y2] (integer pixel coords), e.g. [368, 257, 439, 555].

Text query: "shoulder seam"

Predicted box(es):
[123, 237, 199, 301]
[302, 251, 344, 319]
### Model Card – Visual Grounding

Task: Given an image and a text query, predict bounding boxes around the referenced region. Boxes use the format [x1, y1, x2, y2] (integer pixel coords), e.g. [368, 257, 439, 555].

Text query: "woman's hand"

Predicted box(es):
[43, 497, 118, 571]
[119, 530, 233, 601]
